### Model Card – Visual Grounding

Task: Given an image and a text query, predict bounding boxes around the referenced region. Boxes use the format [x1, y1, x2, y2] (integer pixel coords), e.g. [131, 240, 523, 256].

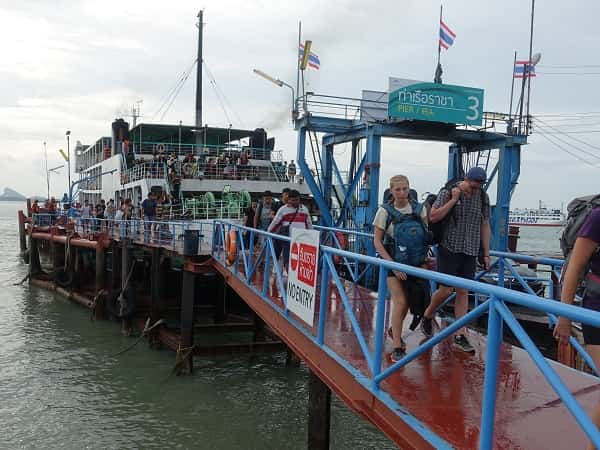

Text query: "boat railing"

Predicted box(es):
[31, 213, 219, 254]
[32, 201, 244, 233]
[132, 141, 283, 162]
[120, 161, 166, 184]
[121, 154, 296, 184]
[212, 220, 600, 448]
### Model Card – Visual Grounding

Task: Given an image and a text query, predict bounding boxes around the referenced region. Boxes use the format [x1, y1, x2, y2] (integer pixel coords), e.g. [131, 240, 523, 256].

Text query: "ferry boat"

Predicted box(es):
[72, 120, 311, 253]
[67, 10, 311, 255]
[75, 121, 308, 203]
[508, 201, 565, 227]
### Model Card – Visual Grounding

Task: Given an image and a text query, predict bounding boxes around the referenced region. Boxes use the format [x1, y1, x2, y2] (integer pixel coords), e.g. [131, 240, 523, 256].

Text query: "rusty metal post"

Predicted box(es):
[68, 245, 78, 289]
[551, 269, 561, 300]
[177, 269, 196, 374]
[50, 240, 60, 273]
[149, 247, 162, 348]
[94, 245, 106, 320]
[286, 347, 301, 367]
[215, 275, 226, 323]
[18, 211, 27, 255]
[253, 313, 267, 342]
[95, 246, 106, 294]
[508, 225, 520, 253]
[308, 369, 331, 450]
[28, 234, 41, 277]
[121, 240, 132, 336]
[109, 242, 121, 293]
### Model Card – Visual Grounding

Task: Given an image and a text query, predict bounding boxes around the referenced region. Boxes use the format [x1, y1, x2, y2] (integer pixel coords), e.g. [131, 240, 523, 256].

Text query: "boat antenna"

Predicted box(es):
[195, 9, 204, 128]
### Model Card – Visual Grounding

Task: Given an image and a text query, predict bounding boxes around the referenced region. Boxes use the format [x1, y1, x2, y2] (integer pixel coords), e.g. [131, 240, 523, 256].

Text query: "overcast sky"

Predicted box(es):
[1, 0, 599, 208]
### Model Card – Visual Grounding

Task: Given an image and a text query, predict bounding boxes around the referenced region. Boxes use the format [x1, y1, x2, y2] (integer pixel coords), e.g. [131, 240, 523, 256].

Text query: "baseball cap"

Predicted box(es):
[466, 167, 487, 182]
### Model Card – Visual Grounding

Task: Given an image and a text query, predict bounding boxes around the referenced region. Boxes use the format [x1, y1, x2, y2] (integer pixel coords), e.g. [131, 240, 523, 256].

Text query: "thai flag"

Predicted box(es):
[514, 60, 536, 78]
[299, 43, 320, 70]
[439, 19, 456, 50]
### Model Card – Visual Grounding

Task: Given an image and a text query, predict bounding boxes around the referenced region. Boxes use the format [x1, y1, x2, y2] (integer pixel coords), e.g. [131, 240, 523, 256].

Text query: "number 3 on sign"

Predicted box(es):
[466, 95, 480, 120]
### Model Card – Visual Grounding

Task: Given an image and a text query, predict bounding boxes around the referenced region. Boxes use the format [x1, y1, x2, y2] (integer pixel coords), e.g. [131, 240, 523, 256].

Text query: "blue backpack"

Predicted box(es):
[382, 201, 428, 267]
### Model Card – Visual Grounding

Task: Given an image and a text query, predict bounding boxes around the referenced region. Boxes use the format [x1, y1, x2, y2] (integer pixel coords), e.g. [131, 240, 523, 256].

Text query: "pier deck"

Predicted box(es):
[214, 256, 600, 449]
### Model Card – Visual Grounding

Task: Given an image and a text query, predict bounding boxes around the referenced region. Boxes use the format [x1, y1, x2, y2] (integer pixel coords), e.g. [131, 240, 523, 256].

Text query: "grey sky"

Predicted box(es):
[1, 0, 598, 207]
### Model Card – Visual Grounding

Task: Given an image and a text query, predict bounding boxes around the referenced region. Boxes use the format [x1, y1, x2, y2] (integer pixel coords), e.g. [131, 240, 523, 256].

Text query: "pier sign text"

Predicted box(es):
[388, 82, 484, 126]
[287, 228, 320, 326]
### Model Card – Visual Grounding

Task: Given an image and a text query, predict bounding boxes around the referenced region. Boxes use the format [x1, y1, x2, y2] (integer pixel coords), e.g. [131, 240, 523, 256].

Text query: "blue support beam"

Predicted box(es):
[296, 110, 526, 261]
[490, 143, 521, 251]
[447, 144, 462, 181]
[321, 141, 333, 211]
[297, 127, 334, 226]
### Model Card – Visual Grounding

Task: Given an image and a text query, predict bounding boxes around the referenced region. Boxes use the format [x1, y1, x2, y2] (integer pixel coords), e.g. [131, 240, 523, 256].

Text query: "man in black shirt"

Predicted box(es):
[243, 200, 258, 249]
[272, 187, 291, 261]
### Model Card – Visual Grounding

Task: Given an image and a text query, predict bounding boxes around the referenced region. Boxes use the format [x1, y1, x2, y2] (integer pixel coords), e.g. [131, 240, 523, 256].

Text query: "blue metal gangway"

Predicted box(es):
[212, 220, 600, 449]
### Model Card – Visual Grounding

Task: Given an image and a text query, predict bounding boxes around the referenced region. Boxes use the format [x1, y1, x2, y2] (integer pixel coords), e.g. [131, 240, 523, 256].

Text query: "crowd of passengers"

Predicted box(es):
[31, 192, 184, 229]
[124, 147, 300, 183]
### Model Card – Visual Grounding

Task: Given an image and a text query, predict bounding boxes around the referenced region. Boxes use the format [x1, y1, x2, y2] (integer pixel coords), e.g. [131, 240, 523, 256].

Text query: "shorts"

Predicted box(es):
[437, 246, 476, 286]
[582, 296, 600, 345]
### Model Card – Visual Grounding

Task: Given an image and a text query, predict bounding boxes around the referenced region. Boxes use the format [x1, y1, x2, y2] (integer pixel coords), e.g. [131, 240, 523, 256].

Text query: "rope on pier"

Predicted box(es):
[90, 289, 107, 321]
[12, 274, 30, 286]
[108, 317, 165, 358]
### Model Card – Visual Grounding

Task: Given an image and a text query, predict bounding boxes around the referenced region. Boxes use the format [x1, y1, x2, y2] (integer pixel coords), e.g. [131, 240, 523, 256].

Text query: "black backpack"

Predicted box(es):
[429, 180, 489, 245]
[560, 194, 600, 287]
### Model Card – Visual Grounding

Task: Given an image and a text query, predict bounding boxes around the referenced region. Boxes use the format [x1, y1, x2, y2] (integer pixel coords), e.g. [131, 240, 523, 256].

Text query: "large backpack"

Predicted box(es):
[382, 201, 429, 267]
[429, 180, 489, 245]
[560, 194, 600, 284]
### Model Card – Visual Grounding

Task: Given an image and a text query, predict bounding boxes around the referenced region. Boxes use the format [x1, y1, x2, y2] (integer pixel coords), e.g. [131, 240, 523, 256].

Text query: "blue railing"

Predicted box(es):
[32, 213, 212, 255]
[212, 220, 600, 449]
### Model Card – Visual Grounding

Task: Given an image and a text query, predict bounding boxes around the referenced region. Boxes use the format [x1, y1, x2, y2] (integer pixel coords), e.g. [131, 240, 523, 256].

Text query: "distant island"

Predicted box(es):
[0, 188, 27, 202]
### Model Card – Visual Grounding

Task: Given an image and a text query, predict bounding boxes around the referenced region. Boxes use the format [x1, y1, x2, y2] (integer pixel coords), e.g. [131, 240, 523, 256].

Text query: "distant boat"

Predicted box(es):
[509, 200, 565, 227]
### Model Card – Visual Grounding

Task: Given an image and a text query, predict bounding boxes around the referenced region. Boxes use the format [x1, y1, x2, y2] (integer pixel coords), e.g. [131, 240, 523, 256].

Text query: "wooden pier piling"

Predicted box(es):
[177, 268, 196, 375]
[120, 240, 133, 336]
[308, 369, 331, 450]
[28, 233, 41, 277]
[18, 211, 27, 256]
[149, 247, 162, 348]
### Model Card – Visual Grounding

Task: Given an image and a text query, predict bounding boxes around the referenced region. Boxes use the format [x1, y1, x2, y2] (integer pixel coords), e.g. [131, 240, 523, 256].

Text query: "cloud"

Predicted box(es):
[0, 0, 599, 206]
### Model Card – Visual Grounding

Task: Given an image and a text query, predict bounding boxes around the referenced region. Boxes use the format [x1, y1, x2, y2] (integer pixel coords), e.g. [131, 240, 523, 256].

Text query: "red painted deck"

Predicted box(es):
[214, 256, 600, 449]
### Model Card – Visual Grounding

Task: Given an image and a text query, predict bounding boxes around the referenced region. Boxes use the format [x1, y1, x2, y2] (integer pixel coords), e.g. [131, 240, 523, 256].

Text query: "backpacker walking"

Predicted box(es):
[421, 167, 491, 353]
[373, 175, 430, 362]
[553, 195, 600, 450]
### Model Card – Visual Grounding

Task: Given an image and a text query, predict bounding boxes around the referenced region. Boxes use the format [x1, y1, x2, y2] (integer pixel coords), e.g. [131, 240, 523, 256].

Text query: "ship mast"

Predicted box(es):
[195, 10, 203, 128]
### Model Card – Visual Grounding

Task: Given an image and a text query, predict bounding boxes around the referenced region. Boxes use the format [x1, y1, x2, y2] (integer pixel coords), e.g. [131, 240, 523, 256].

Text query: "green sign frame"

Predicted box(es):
[388, 82, 484, 126]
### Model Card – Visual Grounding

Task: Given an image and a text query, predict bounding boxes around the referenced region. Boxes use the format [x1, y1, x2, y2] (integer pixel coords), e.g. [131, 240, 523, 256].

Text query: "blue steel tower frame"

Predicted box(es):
[295, 109, 526, 258]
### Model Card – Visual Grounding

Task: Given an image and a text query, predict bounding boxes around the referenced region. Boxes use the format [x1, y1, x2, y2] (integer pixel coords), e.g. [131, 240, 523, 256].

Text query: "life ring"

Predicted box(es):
[225, 230, 237, 265]
[333, 231, 347, 264]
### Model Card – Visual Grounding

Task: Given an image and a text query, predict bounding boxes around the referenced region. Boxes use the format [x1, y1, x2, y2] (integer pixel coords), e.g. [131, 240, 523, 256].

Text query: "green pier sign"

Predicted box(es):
[388, 82, 484, 126]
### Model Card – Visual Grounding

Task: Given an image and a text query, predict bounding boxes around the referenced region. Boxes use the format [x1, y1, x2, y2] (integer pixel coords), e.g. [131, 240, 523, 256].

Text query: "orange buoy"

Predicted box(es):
[333, 231, 347, 264]
[225, 230, 237, 265]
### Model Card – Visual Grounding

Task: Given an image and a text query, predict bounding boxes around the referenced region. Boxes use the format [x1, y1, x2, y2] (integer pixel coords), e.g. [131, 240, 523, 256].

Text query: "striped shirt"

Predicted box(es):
[433, 187, 490, 256]
[267, 204, 312, 234]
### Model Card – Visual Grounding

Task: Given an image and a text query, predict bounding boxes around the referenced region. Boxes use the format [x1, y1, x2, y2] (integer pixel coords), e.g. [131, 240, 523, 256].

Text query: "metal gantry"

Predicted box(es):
[294, 94, 527, 258]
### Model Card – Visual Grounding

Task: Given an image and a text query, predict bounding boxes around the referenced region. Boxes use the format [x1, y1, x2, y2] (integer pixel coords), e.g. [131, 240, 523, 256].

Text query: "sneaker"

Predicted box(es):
[421, 317, 433, 337]
[453, 334, 475, 353]
[390, 346, 405, 363]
